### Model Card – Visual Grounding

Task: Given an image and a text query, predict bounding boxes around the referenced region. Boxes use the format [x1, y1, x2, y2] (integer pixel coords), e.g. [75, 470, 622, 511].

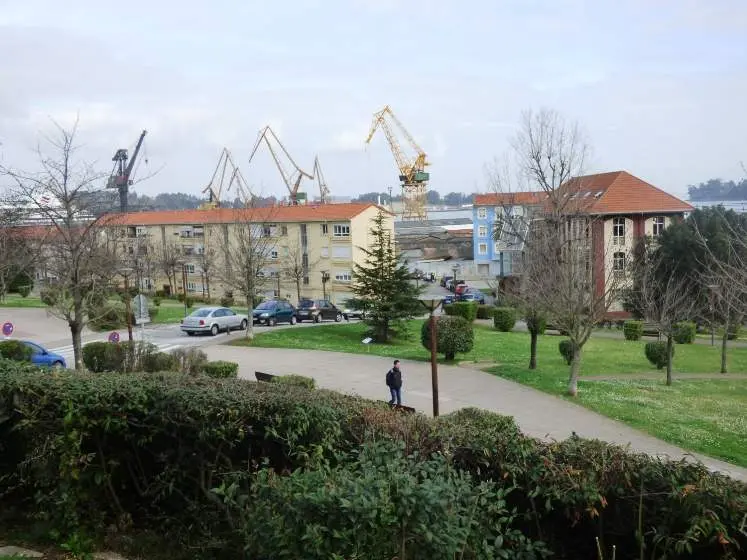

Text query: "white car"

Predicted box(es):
[181, 306, 248, 336]
[341, 300, 365, 320]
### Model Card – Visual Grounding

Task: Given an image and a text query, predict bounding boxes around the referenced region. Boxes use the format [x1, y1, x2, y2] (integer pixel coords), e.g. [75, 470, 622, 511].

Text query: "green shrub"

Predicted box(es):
[184, 296, 195, 309]
[154, 289, 166, 298]
[141, 351, 177, 373]
[82, 341, 164, 373]
[177, 293, 186, 303]
[673, 321, 696, 344]
[442, 302, 477, 322]
[717, 324, 742, 341]
[272, 374, 317, 389]
[170, 347, 208, 375]
[623, 320, 643, 341]
[152, 296, 162, 307]
[203, 360, 239, 379]
[82, 341, 120, 372]
[558, 339, 576, 365]
[475, 305, 495, 320]
[8, 268, 33, 294]
[525, 312, 546, 335]
[492, 307, 516, 332]
[645, 341, 673, 369]
[220, 294, 235, 307]
[421, 315, 474, 361]
[17, 284, 32, 298]
[0, 340, 32, 362]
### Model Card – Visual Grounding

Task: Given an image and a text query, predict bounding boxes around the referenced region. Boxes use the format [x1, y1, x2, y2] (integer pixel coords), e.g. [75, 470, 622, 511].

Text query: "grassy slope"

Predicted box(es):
[239, 321, 747, 467]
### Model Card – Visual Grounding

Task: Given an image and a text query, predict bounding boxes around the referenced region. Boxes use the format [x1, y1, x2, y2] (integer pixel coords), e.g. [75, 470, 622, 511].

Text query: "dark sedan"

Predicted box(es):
[297, 299, 344, 323]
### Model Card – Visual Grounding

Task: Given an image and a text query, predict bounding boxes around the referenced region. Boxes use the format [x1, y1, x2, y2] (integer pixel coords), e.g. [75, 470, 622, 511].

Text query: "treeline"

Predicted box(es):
[687, 178, 747, 201]
[353, 190, 474, 205]
[126, 191, 278, 211]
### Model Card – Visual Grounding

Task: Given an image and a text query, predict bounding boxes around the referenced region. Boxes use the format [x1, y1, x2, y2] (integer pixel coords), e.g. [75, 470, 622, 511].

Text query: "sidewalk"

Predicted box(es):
[205, 345, 747, 482]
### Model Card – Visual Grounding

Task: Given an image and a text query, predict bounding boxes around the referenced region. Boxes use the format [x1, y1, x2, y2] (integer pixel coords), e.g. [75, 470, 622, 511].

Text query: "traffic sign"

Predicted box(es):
[2, 322, 13, 337]
[108, 331, 120, 344]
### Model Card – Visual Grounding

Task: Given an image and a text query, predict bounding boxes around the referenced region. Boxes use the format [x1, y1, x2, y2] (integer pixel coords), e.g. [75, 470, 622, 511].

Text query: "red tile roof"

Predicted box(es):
[102, 203, 385, 226]
[474, 192, 547, 206]
[558, 171, 692, 215]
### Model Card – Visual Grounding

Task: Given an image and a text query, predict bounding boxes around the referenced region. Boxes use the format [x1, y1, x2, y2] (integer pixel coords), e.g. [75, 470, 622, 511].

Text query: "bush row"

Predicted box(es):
[443, 301, 477, 322]
[1, 364, 745, 559]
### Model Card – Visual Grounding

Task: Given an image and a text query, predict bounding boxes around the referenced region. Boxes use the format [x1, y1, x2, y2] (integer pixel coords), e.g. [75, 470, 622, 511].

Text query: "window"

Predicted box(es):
[270, 250, 278, 259]
[612, 217, 625, 245]
[320, 247, 329, 258]
[333, 224, 350, 237]
[184, 264, 195, 274]
[282, 246, 289, 257]
[187, 282, 197, 292]
[281, 225, 288, 236]
[613, 251, 626, 275]
[478, 242, 488, 255]
[332, 246, 352, 259]
[262, 225, 272, 237]
[321, 223, 329, 235]
[652, 216, 665, 236]
[494, 241, 501, 254]
[334, 271, 352, 282]
[478, 225, 488, 238]
[477, 207, 487, 219]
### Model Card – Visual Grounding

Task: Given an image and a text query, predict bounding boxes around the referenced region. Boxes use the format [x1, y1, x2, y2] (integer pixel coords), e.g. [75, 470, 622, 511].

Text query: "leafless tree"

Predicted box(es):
[0, 205, 40, 301]
[199, 245, 218, 301]
[157, 240, 182, 294]
[280, 240, 318, 304]
[216, 207, 275, 339]
[0, 121, 120, 369]
[488, 109, 620, 393]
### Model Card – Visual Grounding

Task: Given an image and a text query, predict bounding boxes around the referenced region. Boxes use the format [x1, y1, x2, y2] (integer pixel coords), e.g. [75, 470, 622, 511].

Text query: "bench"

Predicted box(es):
[642, 322, 661, 338]
[255, 371, 277, 383]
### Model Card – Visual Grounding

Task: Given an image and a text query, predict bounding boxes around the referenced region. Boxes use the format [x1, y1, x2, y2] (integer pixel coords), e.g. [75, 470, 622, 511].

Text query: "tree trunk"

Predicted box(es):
[529, 331, 538, 370]
[245, 294, 255, 340]
[205, 273, 211, 301]
[567, 344, 582, 396]
[721, 319, 729, 374]
[70, 298, 84, 370]
[665, 334, 673, 386]
[296, 279, 301, 305]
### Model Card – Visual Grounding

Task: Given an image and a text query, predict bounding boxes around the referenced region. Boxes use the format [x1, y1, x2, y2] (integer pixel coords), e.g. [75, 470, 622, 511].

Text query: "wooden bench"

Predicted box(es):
[255, 371, 277, 383]
[642, 323, 661, 338]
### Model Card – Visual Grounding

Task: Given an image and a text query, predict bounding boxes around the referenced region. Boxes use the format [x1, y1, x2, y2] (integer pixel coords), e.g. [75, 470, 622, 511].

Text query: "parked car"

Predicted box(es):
[440, 275, 453, 288]
[442, 294, 455, 305]
[340, 299, 365, 320]
[459, 292, 486, 304]
[297, 299, 344, 323]
[252, 300, 298, 326]
[454, 283, 469, 297]
[22, 340, 66, 369]
[181, 306, 249, 336]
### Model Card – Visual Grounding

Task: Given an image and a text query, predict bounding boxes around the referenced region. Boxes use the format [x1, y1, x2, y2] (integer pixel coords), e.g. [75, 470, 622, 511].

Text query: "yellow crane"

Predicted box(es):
[312, 156, 331, 204]
[365, 105, 430, 221]
[248, 126, 313, 205]
[200, 148, 253, 209]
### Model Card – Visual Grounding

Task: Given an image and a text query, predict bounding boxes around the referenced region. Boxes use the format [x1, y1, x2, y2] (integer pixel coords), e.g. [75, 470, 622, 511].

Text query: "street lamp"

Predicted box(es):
[419, 297, 444, 417]
[321, 270, 330, 300]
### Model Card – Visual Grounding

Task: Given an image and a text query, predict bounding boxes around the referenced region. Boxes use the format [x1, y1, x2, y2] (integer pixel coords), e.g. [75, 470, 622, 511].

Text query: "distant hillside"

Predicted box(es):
[353, 190, 474, 206]
[688, 178, 747, 201]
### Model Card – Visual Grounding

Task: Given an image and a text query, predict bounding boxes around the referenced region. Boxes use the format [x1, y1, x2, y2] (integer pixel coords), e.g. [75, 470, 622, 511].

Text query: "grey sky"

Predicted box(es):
[1, 0, 745, 201]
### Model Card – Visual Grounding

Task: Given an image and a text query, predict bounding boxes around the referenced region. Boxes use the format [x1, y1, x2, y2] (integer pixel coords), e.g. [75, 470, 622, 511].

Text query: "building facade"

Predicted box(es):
[106, 203, 391, 305]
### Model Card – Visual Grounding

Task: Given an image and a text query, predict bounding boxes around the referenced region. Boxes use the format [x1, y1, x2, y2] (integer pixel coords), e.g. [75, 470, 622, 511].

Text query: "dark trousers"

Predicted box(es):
[388, 387, 402, 406]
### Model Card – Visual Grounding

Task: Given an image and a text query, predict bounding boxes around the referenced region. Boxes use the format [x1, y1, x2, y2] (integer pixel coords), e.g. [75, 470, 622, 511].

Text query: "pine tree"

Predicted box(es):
[351, 211, 422, 342]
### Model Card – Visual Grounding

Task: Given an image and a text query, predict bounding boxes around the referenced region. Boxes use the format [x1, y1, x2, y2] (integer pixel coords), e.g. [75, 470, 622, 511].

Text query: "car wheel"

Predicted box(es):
[290, 315, 297, 325]
[52, 361, 64, 370]
[314, 314, 321, 323]
[210, 324, 219, 336]
[240, 319, 248, 330]
[267, 317, 277, 327]
[335, 312, 342, 322]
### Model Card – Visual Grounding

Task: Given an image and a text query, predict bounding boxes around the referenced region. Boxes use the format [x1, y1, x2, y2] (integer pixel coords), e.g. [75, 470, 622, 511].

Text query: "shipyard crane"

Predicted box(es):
[365, 106, 430, 221]
[247, 126, 313, 205]
[312, 156, 331, 204]
[107, 130, 147, 214]
[200, 148, 253, 209]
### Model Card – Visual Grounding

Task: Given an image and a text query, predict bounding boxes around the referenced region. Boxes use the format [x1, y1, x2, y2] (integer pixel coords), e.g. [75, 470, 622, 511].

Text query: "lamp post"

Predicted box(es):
[181, 264, 189, 317]
[321, 270, 330, 300]
[420, 298, 443, 417]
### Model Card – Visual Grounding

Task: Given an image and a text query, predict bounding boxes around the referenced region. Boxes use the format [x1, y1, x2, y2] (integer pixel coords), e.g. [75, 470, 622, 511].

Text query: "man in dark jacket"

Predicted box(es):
[386, 359, 403, 406]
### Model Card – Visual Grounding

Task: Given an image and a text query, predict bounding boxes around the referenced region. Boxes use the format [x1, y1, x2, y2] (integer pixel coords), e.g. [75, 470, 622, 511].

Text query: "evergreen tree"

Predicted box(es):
[351, 211, 422, 342]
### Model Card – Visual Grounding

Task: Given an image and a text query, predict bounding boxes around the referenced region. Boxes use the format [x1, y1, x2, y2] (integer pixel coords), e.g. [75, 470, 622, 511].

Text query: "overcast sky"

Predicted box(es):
[1, 0, 745, 201]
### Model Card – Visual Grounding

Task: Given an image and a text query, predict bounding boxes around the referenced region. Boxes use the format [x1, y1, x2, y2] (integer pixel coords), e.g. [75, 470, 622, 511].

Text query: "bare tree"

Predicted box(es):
[217, 207, 275, 339]
[489, 109, 620, 393]
[280, 240, 319, 304]
[0, 205, 39, 301]
[1, 122, 120, 369]
[157, 240, 182, 294]
[199, 245, 217, 301]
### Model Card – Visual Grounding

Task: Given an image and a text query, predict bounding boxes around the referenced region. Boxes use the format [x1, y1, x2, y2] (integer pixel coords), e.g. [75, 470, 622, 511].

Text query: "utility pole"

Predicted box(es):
[182, 265, 189, 317]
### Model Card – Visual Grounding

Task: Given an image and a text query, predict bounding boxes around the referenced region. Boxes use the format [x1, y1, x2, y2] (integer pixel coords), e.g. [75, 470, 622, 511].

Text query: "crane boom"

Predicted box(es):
[312, 156, 330, 204]
[365, 105, 430, 221]
[201, 148, 254, 209]
[108, 129, 148, 214]
[248, 126, 313, 205]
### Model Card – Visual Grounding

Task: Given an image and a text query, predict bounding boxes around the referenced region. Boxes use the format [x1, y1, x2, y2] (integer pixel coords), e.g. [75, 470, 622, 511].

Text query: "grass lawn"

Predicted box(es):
[240, 321, 747, 467]
[0, 294, 47, 308]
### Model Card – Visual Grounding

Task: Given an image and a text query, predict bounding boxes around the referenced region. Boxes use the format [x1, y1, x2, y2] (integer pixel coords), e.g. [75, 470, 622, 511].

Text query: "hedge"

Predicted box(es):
[673, 321, 696, 344]
[623, 320, 643, 341]
[492, 307, 516, 332]
[558, 339, 576, 365]
[203, 360, 239, 379]
[645, 341, 674, 369]
[272, 374, 317, 389]
[475, 305, 495, 320]
[443, 302, 477, 322]
[1, 363, 745, 559]
[420, 315, 474, 361]
[0, 340, 32, 362]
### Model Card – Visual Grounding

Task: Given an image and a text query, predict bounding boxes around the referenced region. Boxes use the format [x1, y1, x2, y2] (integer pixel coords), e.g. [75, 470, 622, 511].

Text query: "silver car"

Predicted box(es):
[181, 306, 248, 336]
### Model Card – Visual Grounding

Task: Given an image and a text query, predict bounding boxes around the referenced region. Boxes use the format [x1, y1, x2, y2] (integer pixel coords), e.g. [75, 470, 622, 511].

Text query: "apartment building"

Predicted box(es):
[106, 203, 391, 305]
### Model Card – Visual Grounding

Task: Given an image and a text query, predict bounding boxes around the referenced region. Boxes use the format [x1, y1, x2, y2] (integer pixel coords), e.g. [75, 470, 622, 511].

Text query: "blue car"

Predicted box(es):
[459, 292, 486, 304]
[22, 340, 67, 369]
[442, 295, 455, 305]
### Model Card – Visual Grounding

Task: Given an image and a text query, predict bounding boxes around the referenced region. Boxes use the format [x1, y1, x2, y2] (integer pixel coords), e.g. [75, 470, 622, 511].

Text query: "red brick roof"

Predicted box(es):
[474, 192, 547, 206]
[558, 171, 692, 215]
[102, 203, 385, 226]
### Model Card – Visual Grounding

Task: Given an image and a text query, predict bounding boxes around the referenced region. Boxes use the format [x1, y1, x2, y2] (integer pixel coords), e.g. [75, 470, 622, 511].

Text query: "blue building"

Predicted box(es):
[472, 192, 546, 278]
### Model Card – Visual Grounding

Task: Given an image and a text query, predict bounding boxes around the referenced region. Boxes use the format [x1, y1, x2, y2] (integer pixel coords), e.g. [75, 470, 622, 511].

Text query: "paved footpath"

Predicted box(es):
[205, 345, 747, 482]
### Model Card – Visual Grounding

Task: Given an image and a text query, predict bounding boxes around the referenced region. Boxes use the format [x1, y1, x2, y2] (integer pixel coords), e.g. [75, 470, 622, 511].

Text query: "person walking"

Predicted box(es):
[386, 359, 403, 406]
